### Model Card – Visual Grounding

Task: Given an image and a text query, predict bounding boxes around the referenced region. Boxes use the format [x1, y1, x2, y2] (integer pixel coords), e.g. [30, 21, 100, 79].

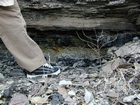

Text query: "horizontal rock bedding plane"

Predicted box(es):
[26, 17, 135, 31]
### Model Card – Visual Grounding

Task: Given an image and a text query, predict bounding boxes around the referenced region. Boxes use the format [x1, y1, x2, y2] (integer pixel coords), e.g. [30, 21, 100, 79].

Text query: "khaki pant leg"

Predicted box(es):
[0, 0, 46, 72]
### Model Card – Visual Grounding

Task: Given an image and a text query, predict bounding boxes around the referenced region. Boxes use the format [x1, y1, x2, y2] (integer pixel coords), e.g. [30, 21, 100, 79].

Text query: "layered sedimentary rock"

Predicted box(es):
[19, 0, 140, 31]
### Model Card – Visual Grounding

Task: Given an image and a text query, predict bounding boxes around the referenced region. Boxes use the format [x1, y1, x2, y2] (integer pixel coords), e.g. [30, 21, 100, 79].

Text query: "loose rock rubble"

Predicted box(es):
[0, 40, 140, 105]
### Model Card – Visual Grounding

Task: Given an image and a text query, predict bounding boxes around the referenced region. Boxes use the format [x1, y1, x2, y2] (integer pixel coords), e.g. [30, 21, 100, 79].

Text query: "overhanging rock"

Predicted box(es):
[19, 1, 139, 32]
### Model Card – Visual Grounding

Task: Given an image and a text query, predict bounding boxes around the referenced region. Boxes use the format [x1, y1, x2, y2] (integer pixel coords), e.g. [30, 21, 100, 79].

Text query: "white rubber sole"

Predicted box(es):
[27, 69, 61, 79]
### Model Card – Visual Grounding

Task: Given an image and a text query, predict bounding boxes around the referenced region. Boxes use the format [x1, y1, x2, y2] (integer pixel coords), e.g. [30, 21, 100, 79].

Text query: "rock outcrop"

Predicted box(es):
[18, 0, 140, 31]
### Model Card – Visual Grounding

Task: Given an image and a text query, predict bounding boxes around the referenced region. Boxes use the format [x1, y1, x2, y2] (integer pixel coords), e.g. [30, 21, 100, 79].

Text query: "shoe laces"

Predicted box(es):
[43, 63, 53, 68]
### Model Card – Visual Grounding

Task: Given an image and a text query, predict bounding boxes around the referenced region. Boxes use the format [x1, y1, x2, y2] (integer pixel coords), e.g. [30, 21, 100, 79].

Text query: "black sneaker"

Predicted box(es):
[26, 63, 60, 78]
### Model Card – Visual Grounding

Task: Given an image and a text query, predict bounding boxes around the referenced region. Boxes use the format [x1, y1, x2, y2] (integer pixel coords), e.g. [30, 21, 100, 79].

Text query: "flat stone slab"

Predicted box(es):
[26, 17, 135, 31]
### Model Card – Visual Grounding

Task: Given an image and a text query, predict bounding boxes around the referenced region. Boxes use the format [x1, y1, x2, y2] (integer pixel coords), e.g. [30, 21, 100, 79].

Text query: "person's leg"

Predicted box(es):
[0, 0, 46, 72]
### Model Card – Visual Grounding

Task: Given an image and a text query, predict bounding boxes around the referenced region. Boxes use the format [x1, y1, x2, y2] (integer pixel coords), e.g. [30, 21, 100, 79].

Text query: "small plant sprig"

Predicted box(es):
[76, 28, 117, 65]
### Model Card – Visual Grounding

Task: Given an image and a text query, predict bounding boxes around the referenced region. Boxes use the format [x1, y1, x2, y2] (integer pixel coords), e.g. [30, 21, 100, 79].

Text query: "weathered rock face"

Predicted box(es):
[17, 0, 140, 47]
[19, 0, 139, 31]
